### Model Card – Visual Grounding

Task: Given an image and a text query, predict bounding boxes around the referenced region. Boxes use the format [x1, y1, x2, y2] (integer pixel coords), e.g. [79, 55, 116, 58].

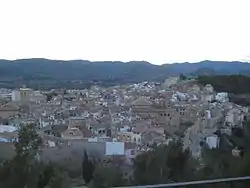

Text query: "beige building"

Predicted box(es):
[131, 98, 153, 120]
[20, 87, 33, 102]
[117, 131, 142, 145]
[0, 103, 19, 119]
[61, 127, 84, 139]
[117, 132, 132, 142]
[12, 86, 34, 102]
[131, 98, 197, 134]
[69, 117, 86, 127]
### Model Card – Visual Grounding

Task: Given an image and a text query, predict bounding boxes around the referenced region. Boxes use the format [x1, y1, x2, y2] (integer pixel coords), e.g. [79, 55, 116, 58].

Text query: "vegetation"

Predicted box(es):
[131, 133, 250, 187]
[2, 122, 250, 187]
[1, 59, 250, 89]
[197, 75, 250, 94]
[179, 74, 187, 80]
[91, 165, 126, 188]
[82, 150, 95, 184]
[0, 124, 70, 188]
[133, 141, 197, 185]
[198, 75, 250, 106]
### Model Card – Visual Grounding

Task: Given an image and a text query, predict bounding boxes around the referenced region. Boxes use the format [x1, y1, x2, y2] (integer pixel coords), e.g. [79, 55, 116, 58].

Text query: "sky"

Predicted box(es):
[0, 0, 250, 65]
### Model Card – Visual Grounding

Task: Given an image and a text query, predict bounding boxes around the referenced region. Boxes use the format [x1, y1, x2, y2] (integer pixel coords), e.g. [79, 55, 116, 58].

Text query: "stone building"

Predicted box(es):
[131, 98, 153, 120]
[61, 127, 84, 139]
[0, 103, 19, 119]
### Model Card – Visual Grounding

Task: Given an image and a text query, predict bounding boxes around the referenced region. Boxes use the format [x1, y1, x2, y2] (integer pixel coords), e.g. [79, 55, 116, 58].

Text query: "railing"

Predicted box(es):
[113, 176, 250, 188]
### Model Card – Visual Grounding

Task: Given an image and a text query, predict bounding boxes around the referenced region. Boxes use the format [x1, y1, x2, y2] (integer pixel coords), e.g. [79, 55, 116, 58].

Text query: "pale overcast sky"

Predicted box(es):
[0, 0, 249, 65]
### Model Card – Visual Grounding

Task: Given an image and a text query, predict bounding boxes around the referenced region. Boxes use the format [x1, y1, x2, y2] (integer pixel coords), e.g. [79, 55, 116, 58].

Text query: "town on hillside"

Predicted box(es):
[0, 76, 249, 186]
[0, 77, 247, 158]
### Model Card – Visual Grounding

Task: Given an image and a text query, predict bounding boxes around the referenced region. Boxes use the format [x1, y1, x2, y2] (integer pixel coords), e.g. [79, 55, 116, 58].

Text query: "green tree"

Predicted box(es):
[0, 123, 70, 188]
[91, 165, 126, 188]
[82, 150, 95, 184]
[197, 75, 250, 94]
[0, 124, 42, 188]
[47, 166, 70, 188]
[36, 163, 70, 188]
[180, 74, 187, 80]
[199, 148, 236, 180]
[165, 141, 197, 181]
[133, 141, 197, 185]
[37, 163, 56, 188]
[15, 123, 42, 158]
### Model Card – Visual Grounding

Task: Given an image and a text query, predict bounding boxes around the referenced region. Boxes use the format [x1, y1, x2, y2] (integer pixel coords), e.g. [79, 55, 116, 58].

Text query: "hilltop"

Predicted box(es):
[0, 59, 250, 89]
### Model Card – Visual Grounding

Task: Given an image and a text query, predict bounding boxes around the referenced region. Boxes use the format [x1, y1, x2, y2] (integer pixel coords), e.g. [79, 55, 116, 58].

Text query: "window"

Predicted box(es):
[167, 113, 170, 117]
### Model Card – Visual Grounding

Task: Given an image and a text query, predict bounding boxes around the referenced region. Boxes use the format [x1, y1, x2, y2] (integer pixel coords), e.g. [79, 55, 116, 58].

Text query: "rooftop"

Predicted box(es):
[131, 98, 152, 106]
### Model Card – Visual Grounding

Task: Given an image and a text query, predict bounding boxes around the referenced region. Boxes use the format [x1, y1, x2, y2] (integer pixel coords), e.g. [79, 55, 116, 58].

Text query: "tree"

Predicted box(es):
[0, 123, 43, 188]
[197, 75, 250, 94]
[13, 124, 42, 188]
[196, 123, 250, 188]
[82, 150, 95, 184]
[36, 163, 70, 188]
[15, 123, 42, 158]
[165, 141, 197, 181]
[91, 165, 126, 188]
[47, 166, 70, 188]
[180, 74, 187, 80]
[133, 141, 197, 185]
[133, 146, 170, 185]
[199, 148, 235, 180]
[0, 160, 13, 188]
[0, 123, 70, 188]
[37, 163, 56, 188]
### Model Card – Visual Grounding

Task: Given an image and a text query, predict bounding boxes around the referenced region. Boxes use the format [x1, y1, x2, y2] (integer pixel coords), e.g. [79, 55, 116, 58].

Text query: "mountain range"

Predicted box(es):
[0, 59, 249, 89]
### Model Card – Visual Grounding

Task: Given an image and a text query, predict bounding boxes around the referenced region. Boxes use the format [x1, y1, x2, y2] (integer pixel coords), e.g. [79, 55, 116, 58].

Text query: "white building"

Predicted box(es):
[206, 135, 219, 149]
[205, 110, 212, 119]
[0, 125, 17, 133]
[12, 86, 35, 102]
[30, 91, 46, 103]
[105, 141, 125, 156]
[215, 92, 229, 103]
[12, 90, 21, 101]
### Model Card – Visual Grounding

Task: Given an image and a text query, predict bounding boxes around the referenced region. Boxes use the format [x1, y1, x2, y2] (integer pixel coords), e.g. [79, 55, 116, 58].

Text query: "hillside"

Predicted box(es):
[197, 75, 250, 106]
[0, 59, 250, 89]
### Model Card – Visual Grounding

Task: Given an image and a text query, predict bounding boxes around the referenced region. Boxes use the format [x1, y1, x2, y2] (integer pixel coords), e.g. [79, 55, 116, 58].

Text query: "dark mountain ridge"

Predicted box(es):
[0, 58, 249, 89]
